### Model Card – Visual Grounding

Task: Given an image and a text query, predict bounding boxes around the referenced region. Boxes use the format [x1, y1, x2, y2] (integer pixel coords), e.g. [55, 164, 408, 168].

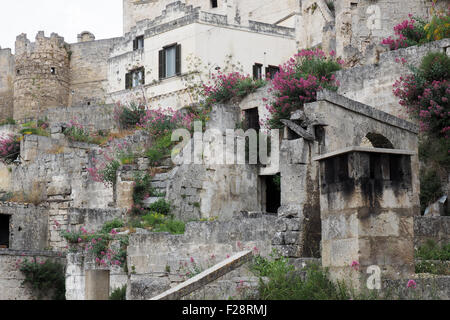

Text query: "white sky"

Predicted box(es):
[0, 0, 123, 52]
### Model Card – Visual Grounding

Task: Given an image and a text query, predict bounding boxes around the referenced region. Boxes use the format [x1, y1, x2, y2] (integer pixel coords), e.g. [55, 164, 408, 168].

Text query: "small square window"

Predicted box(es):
[50, 67, 56, 75]
[266, 65, 280, 80]
[0, 214, 10, 249]
[125, 67, 145, 89]
[253, 63, 263, 80]
[211, 0, 218, 8]
[16, 69, 20, 75]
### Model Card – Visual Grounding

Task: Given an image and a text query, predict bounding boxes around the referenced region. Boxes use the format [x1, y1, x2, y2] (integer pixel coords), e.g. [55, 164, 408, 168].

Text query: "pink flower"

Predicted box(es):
[351, 261, 360, 270]
[407, 279, 417, 289]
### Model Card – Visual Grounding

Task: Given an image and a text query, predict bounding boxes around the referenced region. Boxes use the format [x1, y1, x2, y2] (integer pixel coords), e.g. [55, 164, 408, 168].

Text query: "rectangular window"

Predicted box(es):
[133, 36, 144, 50]
[125, 67, 145, 89]
[253, 63, 263, 80]
[159, 44, 181, 79]
[211, 0, 218, 8]
[0, 214, 10, 249]
[245, 108, 260, 131]
[265, 65, 280, 80]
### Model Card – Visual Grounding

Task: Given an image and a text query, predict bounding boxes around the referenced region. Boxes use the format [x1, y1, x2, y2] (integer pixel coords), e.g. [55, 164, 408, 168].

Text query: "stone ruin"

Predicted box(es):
[0, 1, 449, 301]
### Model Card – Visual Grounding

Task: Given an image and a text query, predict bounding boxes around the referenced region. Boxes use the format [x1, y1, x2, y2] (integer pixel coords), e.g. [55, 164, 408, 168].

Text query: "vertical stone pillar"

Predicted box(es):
[85, 269, 110, 300]
[317, 149, 416, 289]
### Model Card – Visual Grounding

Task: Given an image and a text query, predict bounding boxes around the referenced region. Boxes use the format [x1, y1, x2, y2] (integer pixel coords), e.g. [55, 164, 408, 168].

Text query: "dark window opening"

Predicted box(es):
[159, 44, 181, 79]
[245, 108, 260, 131]
[369, 153, 410, 182]
[265, 65, 280, 80]
[253, 63, 263, 80]
[50, 67, 56, 75]
[87, 101, 91, 106]
[133, 36, 144, 50]
[324, 154, 349, 184]
[125, 67, 145, 89]
[0, 214, 10, 249]
[260, 174, 281, 214]
[16, 69, 20, 75]
[211, 0, 218, 8]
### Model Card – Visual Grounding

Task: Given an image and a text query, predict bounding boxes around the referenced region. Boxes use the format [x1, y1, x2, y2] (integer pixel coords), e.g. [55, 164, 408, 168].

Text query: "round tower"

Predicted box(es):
[13, 32, 70, 122]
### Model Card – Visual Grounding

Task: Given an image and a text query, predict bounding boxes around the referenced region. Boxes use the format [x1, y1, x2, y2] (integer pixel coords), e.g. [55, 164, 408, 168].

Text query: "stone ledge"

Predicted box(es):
[316, 90, 419, 134]
[0, 249, 66, 258]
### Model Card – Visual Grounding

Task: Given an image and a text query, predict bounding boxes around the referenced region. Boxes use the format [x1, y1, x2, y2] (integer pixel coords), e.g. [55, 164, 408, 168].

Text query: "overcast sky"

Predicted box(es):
[0, 0, 123, 52]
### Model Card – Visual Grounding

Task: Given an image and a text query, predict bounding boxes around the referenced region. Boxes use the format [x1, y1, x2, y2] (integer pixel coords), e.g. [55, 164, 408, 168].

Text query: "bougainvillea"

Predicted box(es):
[265, 49, 342, 129]
[0, 134, 20, 164]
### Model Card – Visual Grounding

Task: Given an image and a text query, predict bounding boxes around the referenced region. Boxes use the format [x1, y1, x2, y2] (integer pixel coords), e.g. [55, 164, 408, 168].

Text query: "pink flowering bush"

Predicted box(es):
[393, 52, 450, 138]
[381, 15, 428, 50]
[60, 226, 127, 269]
[202, 71, 266, 105]
[266, 49, 342, 129]
[0, 134, 20, 164]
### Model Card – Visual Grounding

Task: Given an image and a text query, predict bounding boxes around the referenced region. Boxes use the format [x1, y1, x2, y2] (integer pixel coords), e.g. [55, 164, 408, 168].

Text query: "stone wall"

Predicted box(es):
[414, 216, 450, 248]
[0, 48, 14, 121]
[126, 212, 277, 299]
[14, 32, 70, 122]
[0, 203, 49, 250]
[42, 104, 118, 133]
[334, 0, 434, 61]
[69, 38, 122, 107]
[65, 252, 127, 300]
[0, 249, 66, 300]
[336, 39, 450, 118]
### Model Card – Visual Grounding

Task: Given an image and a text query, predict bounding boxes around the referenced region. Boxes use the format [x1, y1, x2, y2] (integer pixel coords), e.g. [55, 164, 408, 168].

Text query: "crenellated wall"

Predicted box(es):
[13, 32, 70, 122]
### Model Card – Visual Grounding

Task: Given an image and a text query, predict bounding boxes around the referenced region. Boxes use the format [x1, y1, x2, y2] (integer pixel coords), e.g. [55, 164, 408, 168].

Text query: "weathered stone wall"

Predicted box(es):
[0, 249, 66, 300]
[69, 38, 122, 107]
[334, 0, 434, 61]
[0, 48, 14, 121]
[126, 212, 277, 299]
[14, 32, 70, 122]
[414, 216, 450, 248]
[65, 252, 127, 300]
[336, 39, 450, 119]
[0, 203, 49, 250]
[308, 90, 420, 201]
[42, 104, 118, 133]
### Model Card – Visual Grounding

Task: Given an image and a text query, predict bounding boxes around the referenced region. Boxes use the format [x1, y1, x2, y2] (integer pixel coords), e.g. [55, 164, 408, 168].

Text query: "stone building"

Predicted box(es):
[0, 0, 449, 300]
[0, 0, 441, 122]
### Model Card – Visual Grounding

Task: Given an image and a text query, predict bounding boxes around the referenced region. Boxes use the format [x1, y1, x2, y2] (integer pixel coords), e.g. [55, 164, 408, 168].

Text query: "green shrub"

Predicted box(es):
[415, 260, 450, 275]
[99, 160, 121, 186]
[420, 52, 450, 81]
[146, 133, 173, 166]
[416, 240, 450, 261]
[109, 285, 127, 300]
[419, 169, 443, 214]
[140, 212, 185, 234]
[147, 198, 171, 215]
[0, 117, 16, 126]
[132, 173, 155, 206]
[251, 251, 350, 300]
[18, 258, 66, 300]
[117, 102, 145, 129]
[101, 219, 124, 234]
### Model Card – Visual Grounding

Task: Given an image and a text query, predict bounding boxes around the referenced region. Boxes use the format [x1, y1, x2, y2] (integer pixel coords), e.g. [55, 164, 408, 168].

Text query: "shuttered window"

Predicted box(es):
[133, 36, 144, 50]
[125, 67, 145, 90]
[159, 44, 181, 79]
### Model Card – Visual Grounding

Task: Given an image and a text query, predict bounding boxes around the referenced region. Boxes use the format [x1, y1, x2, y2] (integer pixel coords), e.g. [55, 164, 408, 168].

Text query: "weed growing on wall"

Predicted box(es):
[16, 258, 66, 300]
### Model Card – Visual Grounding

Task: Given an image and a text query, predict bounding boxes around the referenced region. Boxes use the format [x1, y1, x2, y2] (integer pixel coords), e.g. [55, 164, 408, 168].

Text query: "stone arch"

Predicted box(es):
[361, 132, 394, 149]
